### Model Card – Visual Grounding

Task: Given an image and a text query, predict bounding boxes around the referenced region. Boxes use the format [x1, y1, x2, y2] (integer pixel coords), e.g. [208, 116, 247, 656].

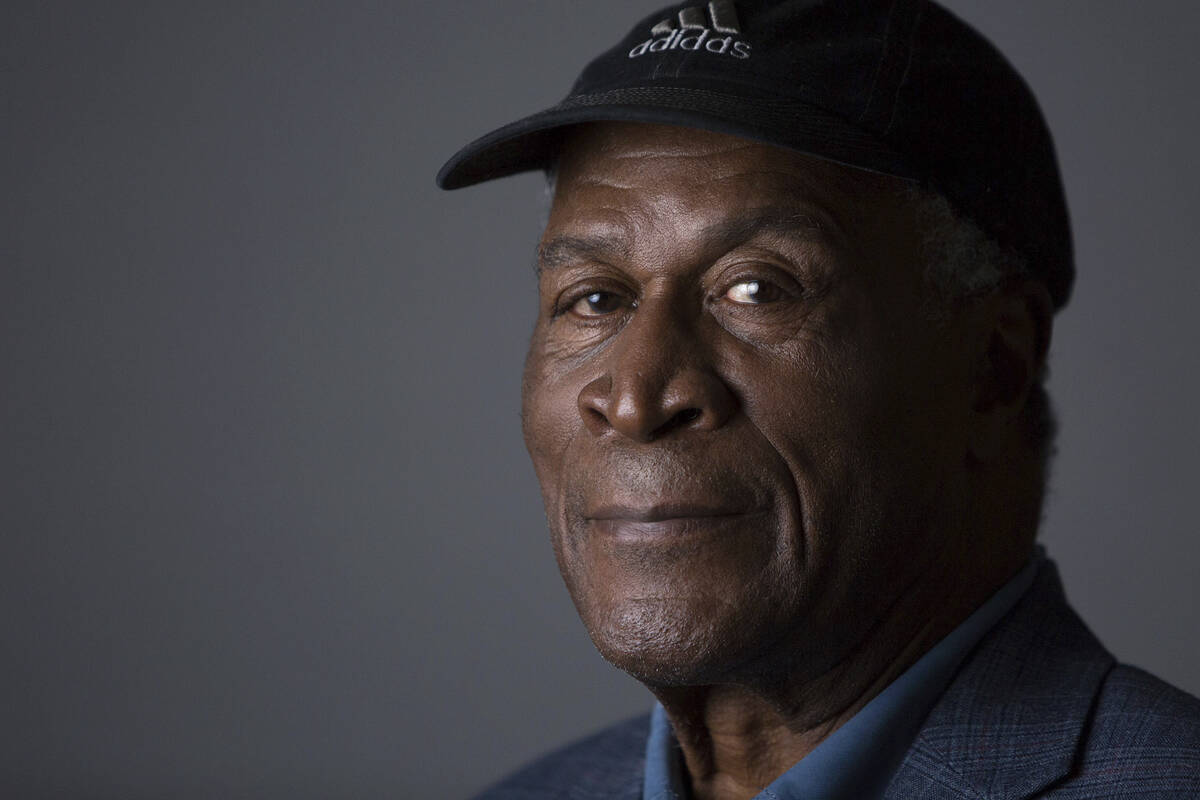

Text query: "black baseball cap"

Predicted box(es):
[436, 0, 1074, 309]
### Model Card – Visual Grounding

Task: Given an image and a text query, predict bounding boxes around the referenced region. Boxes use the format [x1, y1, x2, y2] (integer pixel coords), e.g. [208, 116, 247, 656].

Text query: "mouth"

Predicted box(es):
[584, 503, 767, 541]
[587, 503, 753, 522]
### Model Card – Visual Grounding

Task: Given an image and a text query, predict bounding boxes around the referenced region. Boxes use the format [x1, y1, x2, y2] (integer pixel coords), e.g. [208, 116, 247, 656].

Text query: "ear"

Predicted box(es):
[967, 279, 1053, 463]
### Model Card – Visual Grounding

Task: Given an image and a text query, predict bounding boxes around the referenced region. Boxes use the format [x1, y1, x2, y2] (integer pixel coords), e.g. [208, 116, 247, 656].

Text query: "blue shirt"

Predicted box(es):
[642, 558, 1039, 800]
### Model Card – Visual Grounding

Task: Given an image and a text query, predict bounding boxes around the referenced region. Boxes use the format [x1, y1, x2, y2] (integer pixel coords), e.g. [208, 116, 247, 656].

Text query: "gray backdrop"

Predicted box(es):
[3, 2, 1197, 798]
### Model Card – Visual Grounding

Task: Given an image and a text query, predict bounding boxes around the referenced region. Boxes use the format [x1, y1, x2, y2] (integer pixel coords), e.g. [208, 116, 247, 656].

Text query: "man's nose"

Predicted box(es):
[576, 302, 737, 442]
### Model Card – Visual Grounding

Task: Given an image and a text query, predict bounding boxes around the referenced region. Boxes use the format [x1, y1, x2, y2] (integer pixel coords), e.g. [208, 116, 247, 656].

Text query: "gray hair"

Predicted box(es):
[540, 164, 559, 229]
[908, 187, 1057, 476]
[908, 188, 1029, 308]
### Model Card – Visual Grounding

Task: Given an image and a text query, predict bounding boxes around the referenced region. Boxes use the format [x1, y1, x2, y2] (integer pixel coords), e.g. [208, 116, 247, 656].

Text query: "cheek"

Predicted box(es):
[744, 321, 971, 617]
[727, 314, 881, 469]
[521, 347, 583, 510]
[725, 308, 932, 544]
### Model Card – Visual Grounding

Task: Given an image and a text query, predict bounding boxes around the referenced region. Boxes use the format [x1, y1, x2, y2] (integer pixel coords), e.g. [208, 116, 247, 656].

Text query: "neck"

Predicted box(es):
[649, 544, 1032, 800]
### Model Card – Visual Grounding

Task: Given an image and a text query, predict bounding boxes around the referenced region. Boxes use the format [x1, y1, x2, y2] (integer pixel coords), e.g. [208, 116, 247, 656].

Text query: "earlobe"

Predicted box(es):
[968, 280, 1053, 462]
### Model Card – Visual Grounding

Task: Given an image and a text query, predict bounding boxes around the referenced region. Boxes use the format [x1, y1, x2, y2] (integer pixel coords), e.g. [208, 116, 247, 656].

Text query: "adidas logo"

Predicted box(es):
[629, 0, 751, 60]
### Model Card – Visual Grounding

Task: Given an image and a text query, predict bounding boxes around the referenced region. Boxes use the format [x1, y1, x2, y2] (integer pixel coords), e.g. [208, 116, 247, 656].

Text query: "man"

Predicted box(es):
[437, 1, 1200, 798]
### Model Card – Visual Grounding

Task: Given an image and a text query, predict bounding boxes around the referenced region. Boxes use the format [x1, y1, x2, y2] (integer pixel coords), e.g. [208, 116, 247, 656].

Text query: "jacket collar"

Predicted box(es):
[884, 556, 1115, 800]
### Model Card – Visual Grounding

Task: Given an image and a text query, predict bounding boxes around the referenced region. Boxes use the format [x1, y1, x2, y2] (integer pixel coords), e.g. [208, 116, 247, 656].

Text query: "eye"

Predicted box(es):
[569, 290, 629, 318]
[722, 279, 787, 305]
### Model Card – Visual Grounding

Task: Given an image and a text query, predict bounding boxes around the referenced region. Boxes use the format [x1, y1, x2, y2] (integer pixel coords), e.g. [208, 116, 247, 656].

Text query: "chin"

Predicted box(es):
[552, 505, 806, 687]
[581, 595, 771, 687]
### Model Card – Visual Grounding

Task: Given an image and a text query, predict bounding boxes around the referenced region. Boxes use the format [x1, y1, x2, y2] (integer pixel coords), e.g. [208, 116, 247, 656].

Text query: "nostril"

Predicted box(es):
[580, 405, 610, 435]
[649, 407, 703, 439]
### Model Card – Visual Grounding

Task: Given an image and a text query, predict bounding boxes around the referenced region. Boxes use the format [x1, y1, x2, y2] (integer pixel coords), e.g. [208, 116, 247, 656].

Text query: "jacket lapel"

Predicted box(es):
[884, 558, 1115, 800]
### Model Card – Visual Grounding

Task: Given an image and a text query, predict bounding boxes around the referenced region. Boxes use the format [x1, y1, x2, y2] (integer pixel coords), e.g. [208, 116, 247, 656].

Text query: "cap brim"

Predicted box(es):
[437, 85, 920, 190]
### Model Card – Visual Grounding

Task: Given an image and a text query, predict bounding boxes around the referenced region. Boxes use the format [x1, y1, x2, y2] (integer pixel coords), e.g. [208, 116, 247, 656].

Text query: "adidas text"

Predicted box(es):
[628, 28, 751, 60]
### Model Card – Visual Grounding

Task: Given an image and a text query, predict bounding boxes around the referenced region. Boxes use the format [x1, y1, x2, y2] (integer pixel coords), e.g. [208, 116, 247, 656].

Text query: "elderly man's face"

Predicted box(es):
[522, 122, 980, 687]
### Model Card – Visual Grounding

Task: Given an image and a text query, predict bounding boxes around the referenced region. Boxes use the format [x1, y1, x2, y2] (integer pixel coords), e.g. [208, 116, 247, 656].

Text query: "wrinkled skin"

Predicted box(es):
[520, 122, 1045, 797]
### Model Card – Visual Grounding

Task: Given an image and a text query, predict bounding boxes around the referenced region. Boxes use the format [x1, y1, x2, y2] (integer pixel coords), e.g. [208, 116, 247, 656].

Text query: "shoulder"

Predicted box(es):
[888, 557, 1200, 799]
[1093, 663, 1200, 739]
[471, 713, 650, 800]
[1043, 663, 1200, 798]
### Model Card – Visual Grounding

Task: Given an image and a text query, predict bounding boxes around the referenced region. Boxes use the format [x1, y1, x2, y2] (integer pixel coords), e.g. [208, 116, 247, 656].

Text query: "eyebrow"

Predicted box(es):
[535, 208, 837, 276]
[536, 234, 630, 276]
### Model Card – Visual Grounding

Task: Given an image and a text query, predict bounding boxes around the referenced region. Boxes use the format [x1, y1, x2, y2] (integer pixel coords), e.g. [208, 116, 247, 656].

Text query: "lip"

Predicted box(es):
[586, 503, 754, 523]
[584, 501, 770, 543]
[586, 509, 767, 542]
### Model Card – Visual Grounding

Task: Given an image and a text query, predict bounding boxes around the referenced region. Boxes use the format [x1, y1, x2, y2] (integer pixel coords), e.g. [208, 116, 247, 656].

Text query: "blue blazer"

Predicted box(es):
[475, 560, 1200, 798]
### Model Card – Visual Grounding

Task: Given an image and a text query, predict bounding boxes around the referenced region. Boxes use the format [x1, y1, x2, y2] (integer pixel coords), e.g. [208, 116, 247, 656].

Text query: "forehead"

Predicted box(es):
[544, 122, 920, 275]
[547, 122, 908, 239]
